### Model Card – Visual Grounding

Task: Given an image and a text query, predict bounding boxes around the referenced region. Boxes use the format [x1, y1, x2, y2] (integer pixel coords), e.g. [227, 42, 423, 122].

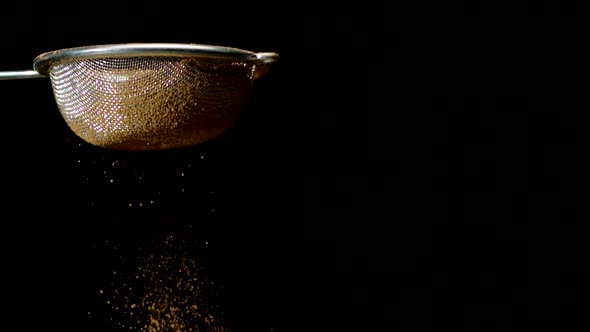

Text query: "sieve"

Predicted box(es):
[0, 43, 279, 151]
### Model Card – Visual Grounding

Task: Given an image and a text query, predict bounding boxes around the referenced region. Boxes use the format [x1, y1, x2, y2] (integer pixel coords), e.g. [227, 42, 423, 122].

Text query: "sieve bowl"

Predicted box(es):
[0, 43, 279, 151]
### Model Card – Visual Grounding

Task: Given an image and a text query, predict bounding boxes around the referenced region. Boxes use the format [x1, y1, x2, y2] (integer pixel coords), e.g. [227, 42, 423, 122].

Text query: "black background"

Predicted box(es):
[0, 3, 577, 332]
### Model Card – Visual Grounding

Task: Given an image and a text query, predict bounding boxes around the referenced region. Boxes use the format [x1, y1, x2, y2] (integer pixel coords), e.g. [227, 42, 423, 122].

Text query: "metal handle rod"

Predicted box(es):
[0, 70, 46, 80]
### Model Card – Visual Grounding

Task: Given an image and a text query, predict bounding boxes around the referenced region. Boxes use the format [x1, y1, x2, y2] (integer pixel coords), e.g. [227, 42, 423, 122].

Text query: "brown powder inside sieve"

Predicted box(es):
[52, 58, 255, 151]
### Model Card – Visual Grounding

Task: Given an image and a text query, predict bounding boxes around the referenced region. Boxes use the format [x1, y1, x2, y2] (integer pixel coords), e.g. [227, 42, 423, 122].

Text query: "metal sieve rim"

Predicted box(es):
[32, 43, 280, 75]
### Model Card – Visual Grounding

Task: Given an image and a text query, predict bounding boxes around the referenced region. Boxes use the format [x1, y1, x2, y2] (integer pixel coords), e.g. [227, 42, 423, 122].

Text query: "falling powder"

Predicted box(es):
[97, 232, 231, 332]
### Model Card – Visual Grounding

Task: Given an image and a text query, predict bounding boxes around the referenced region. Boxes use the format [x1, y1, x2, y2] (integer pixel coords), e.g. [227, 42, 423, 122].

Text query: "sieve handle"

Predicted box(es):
[0, 70, 46, 80]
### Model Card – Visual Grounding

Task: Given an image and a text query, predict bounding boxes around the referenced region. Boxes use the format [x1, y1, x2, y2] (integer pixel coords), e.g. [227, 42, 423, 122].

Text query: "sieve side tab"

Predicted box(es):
[254, 52, 280, 63]
[251, 52, 280, 79]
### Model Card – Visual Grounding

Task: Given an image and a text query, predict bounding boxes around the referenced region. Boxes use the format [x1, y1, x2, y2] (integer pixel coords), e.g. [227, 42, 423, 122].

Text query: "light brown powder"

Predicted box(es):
[51, 58, 255, 151]
[99, 234, 231, 332]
